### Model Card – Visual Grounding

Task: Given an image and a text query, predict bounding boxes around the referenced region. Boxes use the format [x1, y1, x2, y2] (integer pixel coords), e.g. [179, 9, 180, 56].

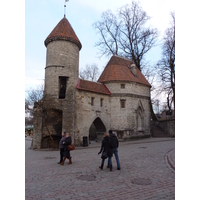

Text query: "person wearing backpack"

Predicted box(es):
[108, 130, 121, 170]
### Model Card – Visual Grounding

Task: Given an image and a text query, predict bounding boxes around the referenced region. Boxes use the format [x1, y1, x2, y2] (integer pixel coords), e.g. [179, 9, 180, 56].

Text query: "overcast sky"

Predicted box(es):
[25, 0, 175, 90]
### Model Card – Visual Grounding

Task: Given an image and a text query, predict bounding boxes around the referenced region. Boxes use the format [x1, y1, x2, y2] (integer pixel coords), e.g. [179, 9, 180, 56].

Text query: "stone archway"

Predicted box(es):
[89, 117, 106, 141]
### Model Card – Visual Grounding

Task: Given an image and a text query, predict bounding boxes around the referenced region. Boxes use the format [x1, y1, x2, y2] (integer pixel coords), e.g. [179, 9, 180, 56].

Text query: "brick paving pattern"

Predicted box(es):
[25, 139, 175, 200]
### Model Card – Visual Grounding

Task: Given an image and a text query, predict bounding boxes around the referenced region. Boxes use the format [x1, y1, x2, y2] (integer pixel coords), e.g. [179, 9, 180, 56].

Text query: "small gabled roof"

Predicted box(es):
[44, 17, 82, 50]
[76, 79, 111, 95]
[98, 55, 151, 87]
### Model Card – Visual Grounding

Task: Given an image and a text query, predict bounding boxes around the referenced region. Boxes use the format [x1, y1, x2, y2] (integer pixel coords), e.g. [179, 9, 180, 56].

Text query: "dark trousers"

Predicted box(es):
[60, 148, 64, 162]
[101, 157, 112, 167]
[64, 150, 70, 159]
[101, 158, 106, 167]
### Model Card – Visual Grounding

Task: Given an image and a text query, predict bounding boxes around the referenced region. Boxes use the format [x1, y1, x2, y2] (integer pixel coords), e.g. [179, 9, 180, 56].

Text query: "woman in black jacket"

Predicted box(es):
[61, 133, 72, 165]
[98, 133, 113, 171]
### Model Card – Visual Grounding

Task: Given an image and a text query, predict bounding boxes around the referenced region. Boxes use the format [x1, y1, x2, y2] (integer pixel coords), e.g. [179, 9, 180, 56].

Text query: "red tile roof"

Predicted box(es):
[76, 79, 111, 95]
[44, 17, 82, 50]
[98, 55, 151, 87]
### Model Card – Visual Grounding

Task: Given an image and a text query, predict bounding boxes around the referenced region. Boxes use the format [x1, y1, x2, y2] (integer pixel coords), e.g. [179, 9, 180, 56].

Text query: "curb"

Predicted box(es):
[75, 138, 175, 150]
[28, 138, 175, 151]
[120, 138, 174, 147]
[167, 149, 175, 170]
[165, 149, 175, 173]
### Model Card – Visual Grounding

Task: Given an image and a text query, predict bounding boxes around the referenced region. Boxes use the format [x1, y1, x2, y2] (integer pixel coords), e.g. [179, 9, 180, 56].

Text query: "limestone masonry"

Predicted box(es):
[32, 17, 151, 149]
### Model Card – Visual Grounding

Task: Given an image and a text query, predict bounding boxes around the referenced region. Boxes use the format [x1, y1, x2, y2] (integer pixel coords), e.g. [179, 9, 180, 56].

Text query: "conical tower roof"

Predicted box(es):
[44, 17, 82, 50]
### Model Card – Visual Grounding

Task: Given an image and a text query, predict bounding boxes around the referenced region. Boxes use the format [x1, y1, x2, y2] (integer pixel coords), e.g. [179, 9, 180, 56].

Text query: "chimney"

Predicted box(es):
[130, 64, 137, 76]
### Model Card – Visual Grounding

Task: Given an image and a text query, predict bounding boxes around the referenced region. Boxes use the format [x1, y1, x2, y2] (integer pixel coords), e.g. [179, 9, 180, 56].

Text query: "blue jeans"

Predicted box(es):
[108, 148, 120, 168]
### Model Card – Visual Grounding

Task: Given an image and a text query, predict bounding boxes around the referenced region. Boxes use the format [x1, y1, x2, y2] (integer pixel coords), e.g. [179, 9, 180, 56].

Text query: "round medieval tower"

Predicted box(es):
[43, 16, 82, 145]
[44, 16, 82, 96]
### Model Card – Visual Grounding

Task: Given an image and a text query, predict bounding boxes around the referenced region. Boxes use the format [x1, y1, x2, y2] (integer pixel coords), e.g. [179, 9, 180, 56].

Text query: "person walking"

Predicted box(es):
[61, 133, 72, 165]
[57, 131, 66, 164]
[98, 133, 113, 171]
[108, 130, 121, 170]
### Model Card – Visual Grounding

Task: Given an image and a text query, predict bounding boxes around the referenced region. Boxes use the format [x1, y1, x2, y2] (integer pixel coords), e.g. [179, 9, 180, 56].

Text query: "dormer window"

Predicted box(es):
[121, 84, 125, 89]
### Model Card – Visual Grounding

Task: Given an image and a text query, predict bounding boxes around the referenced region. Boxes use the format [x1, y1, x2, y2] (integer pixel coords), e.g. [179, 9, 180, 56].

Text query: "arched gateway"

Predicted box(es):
[89, 117, 106, 141]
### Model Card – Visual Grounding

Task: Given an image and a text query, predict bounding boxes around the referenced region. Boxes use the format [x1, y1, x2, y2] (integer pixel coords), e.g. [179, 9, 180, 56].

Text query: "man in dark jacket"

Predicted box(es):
[108, 130, 121, 170]
[57, 131, 66, 164]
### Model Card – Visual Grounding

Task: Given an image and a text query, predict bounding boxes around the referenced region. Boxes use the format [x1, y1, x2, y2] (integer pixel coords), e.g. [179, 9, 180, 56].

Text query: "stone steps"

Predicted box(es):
[151, 124, 169, 137]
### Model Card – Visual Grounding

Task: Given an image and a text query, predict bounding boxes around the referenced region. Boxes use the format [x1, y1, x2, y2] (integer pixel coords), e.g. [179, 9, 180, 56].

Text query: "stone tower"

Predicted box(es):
[44, 17, 82, 95]
[44, 17, 82, 143]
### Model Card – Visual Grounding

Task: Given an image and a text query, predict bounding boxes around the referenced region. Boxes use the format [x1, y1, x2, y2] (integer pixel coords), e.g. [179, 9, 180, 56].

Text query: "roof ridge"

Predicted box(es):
[76, 79, 111, 95]
[113, 54, 134, 63]
[79, 78, 103, 85]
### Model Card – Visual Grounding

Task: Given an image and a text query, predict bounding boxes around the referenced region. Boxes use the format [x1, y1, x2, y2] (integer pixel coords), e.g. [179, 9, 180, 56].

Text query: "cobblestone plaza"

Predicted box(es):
[25, 138, 175, 200]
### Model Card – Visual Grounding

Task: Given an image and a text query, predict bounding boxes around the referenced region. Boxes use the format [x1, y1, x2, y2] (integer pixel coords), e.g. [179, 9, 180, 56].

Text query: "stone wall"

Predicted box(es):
[32, 108, 43, 149]
[44, 40, 79, 97]
[44, 40, 80, 144]
[32, 39, 80, 149]
[105, 81, 151, 137]
[105, 81, 150, 97]
[155, 119, 175, 137]
[75, 90, 111, 146]
[32, 83, 152, 148]
[46, 40, 79, 67]
[41, 109, 62, 148]
[74, 81, 151, 145]
[110, 96, 151, 137]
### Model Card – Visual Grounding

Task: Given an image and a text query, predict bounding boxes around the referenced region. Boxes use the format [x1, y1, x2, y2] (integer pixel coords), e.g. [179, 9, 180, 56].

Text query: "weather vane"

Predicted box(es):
[64, 0, 69, 18]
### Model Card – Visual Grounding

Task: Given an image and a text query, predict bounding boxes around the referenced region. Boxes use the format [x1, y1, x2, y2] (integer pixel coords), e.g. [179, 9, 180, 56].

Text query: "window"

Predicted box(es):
[91, 97, 94, 106]
[59, 76, 67, 99]
[121, 84, 125, 89]
[100, 98, 103, 107]
[117, 131, 124, 139]
[120, 100, 126, 108]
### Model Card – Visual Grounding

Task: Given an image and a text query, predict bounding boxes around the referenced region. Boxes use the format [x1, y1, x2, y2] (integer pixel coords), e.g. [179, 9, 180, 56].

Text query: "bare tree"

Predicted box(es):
[25, 84, 55, 144]
[93, 1, 159, 120]
[93, 1, 158, 71]
[157, 12, 175, 111]
[93, 11, 120, 58]
[25, 84, 44, 118]
[79, 63, 100, 82]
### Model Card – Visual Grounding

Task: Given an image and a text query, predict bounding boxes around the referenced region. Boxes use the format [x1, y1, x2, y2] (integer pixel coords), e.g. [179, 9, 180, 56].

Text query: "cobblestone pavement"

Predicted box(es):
[25, 139, 175, 200]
